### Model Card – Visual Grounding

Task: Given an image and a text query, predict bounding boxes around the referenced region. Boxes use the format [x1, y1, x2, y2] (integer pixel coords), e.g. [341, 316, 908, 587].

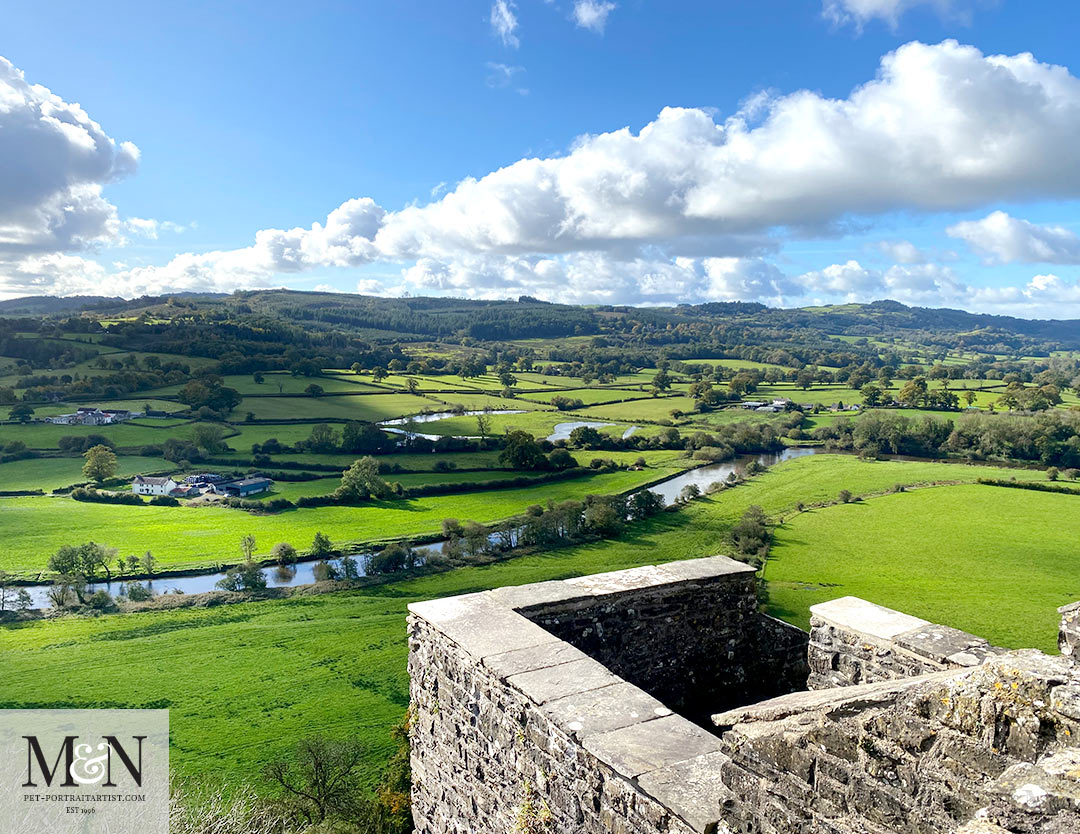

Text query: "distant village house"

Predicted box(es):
[131, 475, 179, 496]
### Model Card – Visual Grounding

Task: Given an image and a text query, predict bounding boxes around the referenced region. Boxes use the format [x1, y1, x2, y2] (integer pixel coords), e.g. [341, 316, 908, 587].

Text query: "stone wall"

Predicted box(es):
[808, 596, 1005, 689]
[408, 557, 1080, 833]
[408, 556, 766, 834]
[712, 652, 1080, 833]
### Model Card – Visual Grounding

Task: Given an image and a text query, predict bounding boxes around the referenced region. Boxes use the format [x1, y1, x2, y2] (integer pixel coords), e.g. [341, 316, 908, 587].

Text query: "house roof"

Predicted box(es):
[133, 475, 174, 485]
[223, 477, 273, 488]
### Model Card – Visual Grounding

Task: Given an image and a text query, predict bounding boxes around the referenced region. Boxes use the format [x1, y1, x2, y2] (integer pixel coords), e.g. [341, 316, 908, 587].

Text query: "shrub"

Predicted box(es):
[271, 542, 297, 565]
[124, 583, 154, 602]
[149, 495, 179, 506]
[87, 590, 115, 610]
[1047, 466, 1060, 481]
[838, 489, 853, 503]
[310, 532, 333, 557]
[728, 505, 771, 564]
[678, 483, 701, 503]
[363, 542, 417, 575]
[70, 487, 145, 506]
[216, 559, 267, 592]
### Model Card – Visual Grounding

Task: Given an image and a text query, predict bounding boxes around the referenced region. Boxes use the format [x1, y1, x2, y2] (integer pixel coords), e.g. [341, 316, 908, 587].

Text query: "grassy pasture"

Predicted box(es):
[0, 420, 220, 450]
[0, 455, 172, 492]
[0, 454, 1060, 787]
[414, 409, 636, 439]
[765, 485, 1080, 652]
[577, 396, 700, 422]
[519, 388, 655, 406]
[236, 393, 435, 422]
[0, 465, 682, 576]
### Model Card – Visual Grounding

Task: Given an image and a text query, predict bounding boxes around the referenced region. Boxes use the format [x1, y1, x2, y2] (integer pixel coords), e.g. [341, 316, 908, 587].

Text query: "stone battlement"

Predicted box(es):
[408, 557, 1080, 833]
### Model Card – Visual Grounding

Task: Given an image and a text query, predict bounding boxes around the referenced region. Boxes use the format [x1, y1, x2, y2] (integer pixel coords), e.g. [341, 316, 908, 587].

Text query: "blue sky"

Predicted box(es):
[3, 0, 1080, 316]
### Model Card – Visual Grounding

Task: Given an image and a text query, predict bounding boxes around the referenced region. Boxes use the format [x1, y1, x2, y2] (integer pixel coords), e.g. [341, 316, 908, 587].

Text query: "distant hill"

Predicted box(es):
[4, 290, 1080, 350]
[0, 295, 124, 316]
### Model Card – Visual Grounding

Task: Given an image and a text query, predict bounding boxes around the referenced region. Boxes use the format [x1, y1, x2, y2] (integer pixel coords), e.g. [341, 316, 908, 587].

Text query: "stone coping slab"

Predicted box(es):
[407, 591, 559, 660]
[711, 669, 965, 728]
[486, 555, 755, 614]
[542, 681, 673, 739]
[506, 657, 623, 705]
[583, 714, 725, 780]
[637, 751, 737, 834]
[810, 596, 931, 641]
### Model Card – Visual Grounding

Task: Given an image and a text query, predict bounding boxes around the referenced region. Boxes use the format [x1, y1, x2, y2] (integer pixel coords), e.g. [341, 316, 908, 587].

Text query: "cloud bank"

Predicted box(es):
[5, 41, 1080, 317]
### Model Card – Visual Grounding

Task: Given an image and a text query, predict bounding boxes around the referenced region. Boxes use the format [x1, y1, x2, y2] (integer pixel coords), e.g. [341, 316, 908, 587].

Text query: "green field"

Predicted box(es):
[0, 463, 686, 576]
[0, 419, 219, 450]
[765, 485, 1080, 652]
[236, 393, 435, 422]
[0, 454, 1062, 789]
[0, 455, 172, 492]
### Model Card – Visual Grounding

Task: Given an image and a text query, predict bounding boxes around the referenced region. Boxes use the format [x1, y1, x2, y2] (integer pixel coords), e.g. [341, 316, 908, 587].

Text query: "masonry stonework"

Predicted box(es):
[408, 556, 1080, 833]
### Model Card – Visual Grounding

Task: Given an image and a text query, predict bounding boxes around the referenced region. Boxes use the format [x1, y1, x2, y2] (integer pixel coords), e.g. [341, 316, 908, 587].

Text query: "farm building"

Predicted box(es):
[183, 473, 226, 488]
[132, 475, 179, 496]
[214, 477, 273, 497]
[46, 407, 139, 425]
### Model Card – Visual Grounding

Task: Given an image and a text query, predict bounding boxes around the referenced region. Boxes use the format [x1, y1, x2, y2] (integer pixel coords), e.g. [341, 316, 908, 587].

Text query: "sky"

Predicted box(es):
[3, 0, 1080, 318]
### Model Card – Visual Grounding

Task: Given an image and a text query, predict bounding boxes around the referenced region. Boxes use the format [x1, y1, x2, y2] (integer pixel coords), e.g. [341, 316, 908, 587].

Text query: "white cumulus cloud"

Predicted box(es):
[946, 211, 1080, 264]
[0, 56, 138, 256]
[573, 0, 617, 33]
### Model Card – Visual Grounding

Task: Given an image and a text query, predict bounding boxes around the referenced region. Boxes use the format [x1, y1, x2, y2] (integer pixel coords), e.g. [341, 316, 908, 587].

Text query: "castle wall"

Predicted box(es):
[408, 556, 801, 833]
[808, 596, 1005, 689]
[408, 558, 1080, 834]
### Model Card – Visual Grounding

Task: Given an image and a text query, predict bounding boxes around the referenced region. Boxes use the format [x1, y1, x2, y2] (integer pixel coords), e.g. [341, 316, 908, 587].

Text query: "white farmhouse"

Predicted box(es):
[131, 475, 179, 496]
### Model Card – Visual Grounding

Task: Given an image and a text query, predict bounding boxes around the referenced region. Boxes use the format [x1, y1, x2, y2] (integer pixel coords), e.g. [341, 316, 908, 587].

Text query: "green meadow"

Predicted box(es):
[765, 485, 1080, 652]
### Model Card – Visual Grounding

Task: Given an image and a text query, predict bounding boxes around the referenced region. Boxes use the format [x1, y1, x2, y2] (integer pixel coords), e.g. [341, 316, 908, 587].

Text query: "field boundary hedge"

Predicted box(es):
[976, 478, 1080, 496]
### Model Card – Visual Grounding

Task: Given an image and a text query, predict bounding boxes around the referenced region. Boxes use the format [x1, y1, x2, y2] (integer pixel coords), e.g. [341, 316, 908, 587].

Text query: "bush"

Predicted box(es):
[678, 483, 701, 503]
[433, 460, 457, 472]
[149, 495, 179, 506]
[124, 583, 154, 602]
[271, 542, 297, 565]
[311, 532, 333, 558]
[1065, 469, 1080, 481]
[87, 589, 115, 610]
[729, 505, 771, 564]
[692, 446, 734, 463]
[838, 489, 853, 503]
[363, 542, 417, 576]
[71, 487, 145, 506]
[1047, 466, 1060, 481]
[216, 559, 267, 592]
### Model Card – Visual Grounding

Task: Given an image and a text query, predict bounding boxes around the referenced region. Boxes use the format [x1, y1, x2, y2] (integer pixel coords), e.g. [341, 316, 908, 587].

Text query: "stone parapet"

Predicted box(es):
[408, 555, 800, 834]
[808, 596, 1006, 689]
[711, 652, 1080, 833]
[408, 559, 1080, 833]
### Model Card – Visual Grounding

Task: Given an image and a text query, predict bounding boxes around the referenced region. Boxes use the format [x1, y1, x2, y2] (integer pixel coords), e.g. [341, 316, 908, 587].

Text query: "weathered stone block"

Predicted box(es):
[584, 715, 724, 780]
